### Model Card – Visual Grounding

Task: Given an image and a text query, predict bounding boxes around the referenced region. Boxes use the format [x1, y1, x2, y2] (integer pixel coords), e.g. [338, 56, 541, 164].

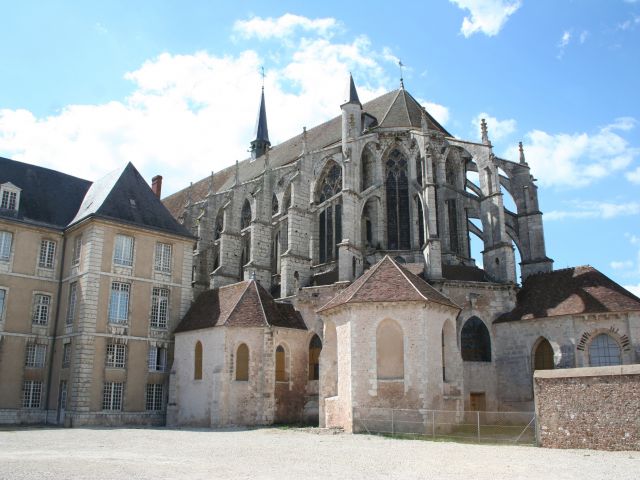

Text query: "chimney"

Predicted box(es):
[151, 175, 163, 198]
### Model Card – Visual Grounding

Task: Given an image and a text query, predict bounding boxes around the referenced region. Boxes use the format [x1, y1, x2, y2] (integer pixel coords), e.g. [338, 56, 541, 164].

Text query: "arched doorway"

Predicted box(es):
[533, 338, 554, 371]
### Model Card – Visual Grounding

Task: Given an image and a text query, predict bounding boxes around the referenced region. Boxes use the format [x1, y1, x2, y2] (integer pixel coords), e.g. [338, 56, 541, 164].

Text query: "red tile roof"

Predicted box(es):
[175, 280, 306, 333]
[495, 265, 640, 323]
[317, 255, 459, 313]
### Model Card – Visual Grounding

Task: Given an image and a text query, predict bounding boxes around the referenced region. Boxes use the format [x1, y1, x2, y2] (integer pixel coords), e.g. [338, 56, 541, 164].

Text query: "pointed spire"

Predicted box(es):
[399, 60, 405, 89]
[302, 126, 308, 154]
[250, 82, 270, 161]
[234, 160, 239, 186]
[346, 73, 361, 106]
[519, 141, 527, 165]
[480, 118, 491, 146]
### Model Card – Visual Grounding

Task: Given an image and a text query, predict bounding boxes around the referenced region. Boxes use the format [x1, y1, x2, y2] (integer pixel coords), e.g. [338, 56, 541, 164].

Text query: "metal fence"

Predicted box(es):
[354, 408, 536, 445]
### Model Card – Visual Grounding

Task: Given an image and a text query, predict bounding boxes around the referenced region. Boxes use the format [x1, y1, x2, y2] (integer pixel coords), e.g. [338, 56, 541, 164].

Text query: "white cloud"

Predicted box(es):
[618, 14, 640, 31]
[472, 113, 516, 141]
[420, 100, 450, 126]
[557, 30, 571, 59]
[626, 233, 640, 245]
[611, 260, 634, 270]
[233, 13, 338, 40]
[626, 166, 640, 184]
[579, 30, 589, 44]
[0, 15, 405, 196]
[505, 118, 639, 188]
[624, 284, 640, 298]
[449, 0, 521, 37]
[546, 201, 640, 221]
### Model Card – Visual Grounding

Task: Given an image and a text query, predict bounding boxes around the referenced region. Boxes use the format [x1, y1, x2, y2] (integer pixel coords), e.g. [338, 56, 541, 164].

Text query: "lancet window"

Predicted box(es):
[385, 149, 410, 250]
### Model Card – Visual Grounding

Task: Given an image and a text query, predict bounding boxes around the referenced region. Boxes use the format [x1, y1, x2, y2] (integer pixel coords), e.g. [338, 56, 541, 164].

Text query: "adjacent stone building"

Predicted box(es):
[163, 77, 640, 432]
[0, 158, 193, 425]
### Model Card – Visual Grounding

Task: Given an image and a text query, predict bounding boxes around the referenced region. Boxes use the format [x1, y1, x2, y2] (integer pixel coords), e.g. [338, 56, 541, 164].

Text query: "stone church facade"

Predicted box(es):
[163, 77, 640, 431]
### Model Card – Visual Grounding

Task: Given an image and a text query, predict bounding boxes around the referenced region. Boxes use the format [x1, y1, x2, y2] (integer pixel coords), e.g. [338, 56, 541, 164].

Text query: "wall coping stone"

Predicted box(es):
[534, 364, 640, 379]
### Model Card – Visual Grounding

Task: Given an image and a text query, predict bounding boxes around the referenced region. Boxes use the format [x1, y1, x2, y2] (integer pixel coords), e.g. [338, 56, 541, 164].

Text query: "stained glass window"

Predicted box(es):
[318, 164, 342, 203]
[214, 211, 224, 240]
[589, 334, 621, 367]
[361, 150, 374, 191]
[416, 156, 423, 186]
[461, 317, 491, 362]
[272, 193, 279, 216]
[385, 149, 410, 250]
[416, 196, 425, 247]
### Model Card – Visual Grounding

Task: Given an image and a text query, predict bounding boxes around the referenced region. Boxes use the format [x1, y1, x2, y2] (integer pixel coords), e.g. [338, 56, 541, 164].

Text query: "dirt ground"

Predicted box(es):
[0, 427, 637, 480]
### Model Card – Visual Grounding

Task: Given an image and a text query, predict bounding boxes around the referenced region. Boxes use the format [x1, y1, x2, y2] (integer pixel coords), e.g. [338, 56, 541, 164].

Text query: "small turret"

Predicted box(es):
[341, 74, 363, 156]
[250, 87, 270, 161]
[480, 118, 491, 146]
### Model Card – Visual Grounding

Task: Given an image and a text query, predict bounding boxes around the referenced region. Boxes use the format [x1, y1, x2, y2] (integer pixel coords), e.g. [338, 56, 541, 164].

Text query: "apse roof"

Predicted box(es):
[317, 255, 459, 313]
[495, 265, 640, 323]
[162, 87, 450, 218]
[175, 280, 307, 333]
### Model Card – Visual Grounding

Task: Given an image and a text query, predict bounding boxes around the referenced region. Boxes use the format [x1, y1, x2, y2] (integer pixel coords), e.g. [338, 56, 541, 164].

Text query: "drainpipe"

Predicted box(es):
[44, 234, 67, 425]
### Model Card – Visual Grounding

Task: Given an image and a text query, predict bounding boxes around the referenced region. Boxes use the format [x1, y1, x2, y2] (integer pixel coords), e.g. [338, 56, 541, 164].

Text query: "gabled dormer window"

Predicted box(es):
[0, 182, 21, 211]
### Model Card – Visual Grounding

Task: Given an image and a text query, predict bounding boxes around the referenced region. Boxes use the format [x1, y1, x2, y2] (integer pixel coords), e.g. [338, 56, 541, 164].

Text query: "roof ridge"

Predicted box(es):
[379, 89, 402, 126]
[253, 280, 271, 327]
[398, 89, 412, 125]
[222, 281, 252, 325]
[391, 258, 429, 300]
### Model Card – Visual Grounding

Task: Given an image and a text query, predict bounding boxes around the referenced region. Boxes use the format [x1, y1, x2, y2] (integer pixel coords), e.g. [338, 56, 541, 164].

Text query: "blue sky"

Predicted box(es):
[1, 0, 639, 293]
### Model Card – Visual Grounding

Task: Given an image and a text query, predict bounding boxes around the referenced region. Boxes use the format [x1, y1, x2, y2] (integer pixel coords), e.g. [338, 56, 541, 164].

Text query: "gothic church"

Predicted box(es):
[163, 76, 640, 431]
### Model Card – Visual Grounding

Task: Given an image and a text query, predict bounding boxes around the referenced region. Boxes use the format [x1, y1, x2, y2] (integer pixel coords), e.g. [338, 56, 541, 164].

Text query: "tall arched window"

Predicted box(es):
[308, 334, 322, 380]
[361, 149, 374, 191]
[236, 343, 249, 381]
[275, 345, 287, 382]
[385, 149, 410, 250]
[282, 185, 292, 212]
[240, 200, 252, 230]
[194, 341, 203, 380]
[416, 156, 423, 186]
[461, 317, 491, 362]
[589, 334, 621, 367]
[272, 193, 279, 216]
[318, 162, 343, 263]
[533, 338, 554, 371]
[318, 163, 342, 203]
[214, 210, 224, 240]
[376, 320, 404, 380]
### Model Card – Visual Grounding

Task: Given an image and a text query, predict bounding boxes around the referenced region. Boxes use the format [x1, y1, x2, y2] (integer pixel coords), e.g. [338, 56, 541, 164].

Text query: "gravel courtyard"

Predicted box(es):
[0, 427, 637, 480]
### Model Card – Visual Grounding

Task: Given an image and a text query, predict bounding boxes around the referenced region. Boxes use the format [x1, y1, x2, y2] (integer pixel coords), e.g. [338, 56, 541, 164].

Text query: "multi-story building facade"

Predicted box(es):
[0, 158, 193, 426]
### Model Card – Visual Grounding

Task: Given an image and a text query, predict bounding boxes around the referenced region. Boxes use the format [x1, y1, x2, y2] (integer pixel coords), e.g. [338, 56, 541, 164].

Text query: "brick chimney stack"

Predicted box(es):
[151, 175, 163, 198]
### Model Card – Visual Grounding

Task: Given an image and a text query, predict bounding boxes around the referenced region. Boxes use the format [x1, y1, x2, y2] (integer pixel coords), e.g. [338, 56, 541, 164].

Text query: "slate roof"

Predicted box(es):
[495, 266, 640, 323]
[162, 87, 450, 218]
[175, 280, 307, 333]
[317, 255, 459, 313]
[0, 156, 92, 229]
[69, 162, 192, 238]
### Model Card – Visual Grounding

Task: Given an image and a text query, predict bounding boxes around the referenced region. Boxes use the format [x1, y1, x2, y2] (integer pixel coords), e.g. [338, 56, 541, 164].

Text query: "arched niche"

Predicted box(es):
[376, 319, 404, 380]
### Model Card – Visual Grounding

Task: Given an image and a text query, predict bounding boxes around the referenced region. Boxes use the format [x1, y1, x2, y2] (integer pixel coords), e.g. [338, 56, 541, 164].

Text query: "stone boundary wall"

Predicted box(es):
[534, 365, 640, 451]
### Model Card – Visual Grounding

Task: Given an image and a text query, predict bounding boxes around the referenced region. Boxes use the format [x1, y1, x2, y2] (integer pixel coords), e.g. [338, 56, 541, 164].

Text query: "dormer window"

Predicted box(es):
[0, 183, 21, 211]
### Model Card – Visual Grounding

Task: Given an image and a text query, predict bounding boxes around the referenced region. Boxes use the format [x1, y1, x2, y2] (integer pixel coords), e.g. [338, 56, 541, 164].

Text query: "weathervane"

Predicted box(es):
[398, 60, 405, 89]
[260, 66, 265, 90]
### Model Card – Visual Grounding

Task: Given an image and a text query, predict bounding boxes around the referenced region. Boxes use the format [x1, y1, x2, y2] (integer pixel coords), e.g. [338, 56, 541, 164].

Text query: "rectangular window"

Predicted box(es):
[145, 384, 164, 411]
[22, 380, 42, 408]
[150, 287, 169, 329]
[32, 294, 51, 326]
[148, 346, 167, 372]
[102, 382, 123, 410]
[38, 240, 56, 269]
[66, 282, 78, 325]
[108, 282, 130, 324]
[62, 343, 71, 368]
[25, 343, 47, 368]
[154, 242, 172, 273]
[1, 190, 17, 210]
[0, 231, 12, 260]
[72, 235, 82, 266]
[113, 235, 134, 267]
[106, 343, 126, 368]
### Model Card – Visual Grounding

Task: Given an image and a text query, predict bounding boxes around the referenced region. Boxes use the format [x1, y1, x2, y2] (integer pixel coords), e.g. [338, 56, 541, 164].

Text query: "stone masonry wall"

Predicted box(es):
[534, 365, 640, 451]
